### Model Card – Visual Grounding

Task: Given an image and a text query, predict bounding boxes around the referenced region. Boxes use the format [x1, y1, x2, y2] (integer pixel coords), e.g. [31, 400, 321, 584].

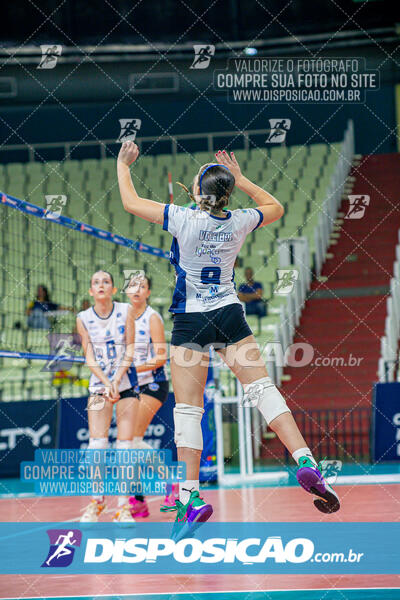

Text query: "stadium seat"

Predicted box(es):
[0, 140, 341, 399]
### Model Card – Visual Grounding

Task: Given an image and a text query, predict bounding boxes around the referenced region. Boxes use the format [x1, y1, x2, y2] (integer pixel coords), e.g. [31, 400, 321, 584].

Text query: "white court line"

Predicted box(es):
[2, 586, 400, 599]
[0, 492, 36, 499]
[336, 474, 400, 485]
[3, 472, 400, 502]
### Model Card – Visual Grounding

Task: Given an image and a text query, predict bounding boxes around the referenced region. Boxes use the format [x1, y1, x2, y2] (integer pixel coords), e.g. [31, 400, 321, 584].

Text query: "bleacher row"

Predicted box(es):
[0, 141, 344, 401]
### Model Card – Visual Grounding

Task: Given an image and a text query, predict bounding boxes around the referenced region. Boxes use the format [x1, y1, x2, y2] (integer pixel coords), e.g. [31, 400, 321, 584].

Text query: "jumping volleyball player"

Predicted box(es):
[125, 274, 177, 517]
[117, 142, 340, 536]
[76, 271, 138, 523]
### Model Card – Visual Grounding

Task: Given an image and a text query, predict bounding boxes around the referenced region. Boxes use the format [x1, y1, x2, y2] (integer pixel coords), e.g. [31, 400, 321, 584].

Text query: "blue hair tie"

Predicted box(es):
[199, 163, 230, 195]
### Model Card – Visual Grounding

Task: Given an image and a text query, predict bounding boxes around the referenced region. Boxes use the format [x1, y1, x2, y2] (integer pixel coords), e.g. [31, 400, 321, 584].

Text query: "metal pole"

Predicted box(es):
[207, 134, 213, 154]
[244, 404, 253, 475]
[237, 379, 247, 477]
[244, 132, 249, 153]
[214, 392, 225, 483]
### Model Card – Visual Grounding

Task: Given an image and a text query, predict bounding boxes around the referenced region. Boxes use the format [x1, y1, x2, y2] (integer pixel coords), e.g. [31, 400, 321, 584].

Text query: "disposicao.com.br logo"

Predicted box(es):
[4, 521, 393, 575]
[83, 535, 363, 565]
[42, 529, 82, 568]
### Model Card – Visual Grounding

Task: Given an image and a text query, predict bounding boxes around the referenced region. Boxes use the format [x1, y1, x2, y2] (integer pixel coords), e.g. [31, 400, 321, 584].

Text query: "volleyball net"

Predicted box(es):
[0, 191, 172, 401]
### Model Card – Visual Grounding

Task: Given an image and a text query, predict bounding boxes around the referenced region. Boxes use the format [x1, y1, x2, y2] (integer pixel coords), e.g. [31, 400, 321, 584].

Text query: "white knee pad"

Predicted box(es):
[174, 403, 204, 450]
[132, 436, 153, 450]
[88, 437, 108, 449]
[243, 377, 291, 425]
[115, 439, 132, 450]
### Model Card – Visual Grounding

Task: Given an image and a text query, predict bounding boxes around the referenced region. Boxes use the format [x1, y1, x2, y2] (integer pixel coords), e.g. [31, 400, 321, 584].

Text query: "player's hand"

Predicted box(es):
[215, 150, 242, 183]
[109, 380, 121, 403]
[118, 141, 139, 166]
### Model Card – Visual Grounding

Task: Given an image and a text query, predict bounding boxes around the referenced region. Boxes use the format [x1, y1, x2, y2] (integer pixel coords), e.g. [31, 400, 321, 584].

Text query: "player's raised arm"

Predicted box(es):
[215, 150, 284, 226]
[117, 141, 166, 224]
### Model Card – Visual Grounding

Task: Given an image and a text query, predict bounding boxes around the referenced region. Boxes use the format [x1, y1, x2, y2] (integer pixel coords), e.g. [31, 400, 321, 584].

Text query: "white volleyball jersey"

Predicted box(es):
[78, 302, 136, 393]
[163, 204, 263, 313]
[133, 305, 168, 387]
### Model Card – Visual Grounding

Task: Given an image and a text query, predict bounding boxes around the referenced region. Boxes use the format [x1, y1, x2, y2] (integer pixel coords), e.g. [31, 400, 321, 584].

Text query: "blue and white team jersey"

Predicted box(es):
[78, 301, 137, 393]
[163, 204, 263, 313]
[133, 305, 168, 387]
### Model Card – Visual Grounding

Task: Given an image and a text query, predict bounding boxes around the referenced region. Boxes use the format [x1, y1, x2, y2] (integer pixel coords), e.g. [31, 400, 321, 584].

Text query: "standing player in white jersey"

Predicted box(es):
[76, 270, 138, 523]
[125, 274, 177, 517]
[117, 142, 340, 537]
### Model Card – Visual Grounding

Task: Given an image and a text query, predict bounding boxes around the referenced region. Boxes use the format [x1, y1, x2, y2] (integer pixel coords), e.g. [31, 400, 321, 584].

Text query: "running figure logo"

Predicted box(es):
[44, 195, 67, 219]
[242, 382, 264, 407]
[43, 333, 81, 372]
[37, 45, 62, 69]
[117, 119, 142, 142]
[122, 269, 145, 293]
[275, 269, 299, 295]
[345, 195, 370, 219]
[190, 45, 215, 69]
[41, 529, 82, 567]
[266, 119, 291, 143]
[319, 460, 342, 484]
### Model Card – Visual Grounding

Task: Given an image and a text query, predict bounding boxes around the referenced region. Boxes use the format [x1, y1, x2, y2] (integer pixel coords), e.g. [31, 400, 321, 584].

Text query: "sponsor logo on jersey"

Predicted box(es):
[195, 245, 221, 258]
[199, 230, 233, 242]
[208, 286, 219, 296]
[196, 289, 230, 303]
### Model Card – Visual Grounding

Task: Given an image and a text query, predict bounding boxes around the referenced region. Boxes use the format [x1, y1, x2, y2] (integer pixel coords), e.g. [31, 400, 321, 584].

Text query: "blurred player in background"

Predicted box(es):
[125, 273, 177, 517]
[76, 270, 138, 523]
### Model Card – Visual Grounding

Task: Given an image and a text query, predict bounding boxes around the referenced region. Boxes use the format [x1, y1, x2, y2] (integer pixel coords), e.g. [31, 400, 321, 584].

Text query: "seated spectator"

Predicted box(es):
[72, 299, 91, 345]
[79, 299, 91, 312]
[238, 267, 266, 318]
[26, 285, 71, 329]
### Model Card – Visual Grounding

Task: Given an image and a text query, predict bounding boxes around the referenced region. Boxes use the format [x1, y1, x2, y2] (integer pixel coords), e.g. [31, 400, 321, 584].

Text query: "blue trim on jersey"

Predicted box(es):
[127, 365, 139, 389]
[135, 305, 150, 321]
[162, 204, 170, 232]
[149, 334, 167, 382]
[169, 238, 187, 313]
[152, 365, 167, 382]
[92, 302, 115, 320]
[252, 208, 264, 230]
[209, 211, 231, 221]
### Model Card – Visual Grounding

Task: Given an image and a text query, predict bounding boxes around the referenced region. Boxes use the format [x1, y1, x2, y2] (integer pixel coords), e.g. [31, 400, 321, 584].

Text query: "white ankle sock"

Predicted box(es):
[179, 480, 199, 505]
[292, 447, 317, 466]
[132, 436, 153, 450]
[92, 495, 104, 503]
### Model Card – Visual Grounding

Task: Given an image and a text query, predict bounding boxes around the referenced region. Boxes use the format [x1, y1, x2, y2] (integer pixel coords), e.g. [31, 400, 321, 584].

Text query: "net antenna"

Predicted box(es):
[168, 172, 174, 204]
